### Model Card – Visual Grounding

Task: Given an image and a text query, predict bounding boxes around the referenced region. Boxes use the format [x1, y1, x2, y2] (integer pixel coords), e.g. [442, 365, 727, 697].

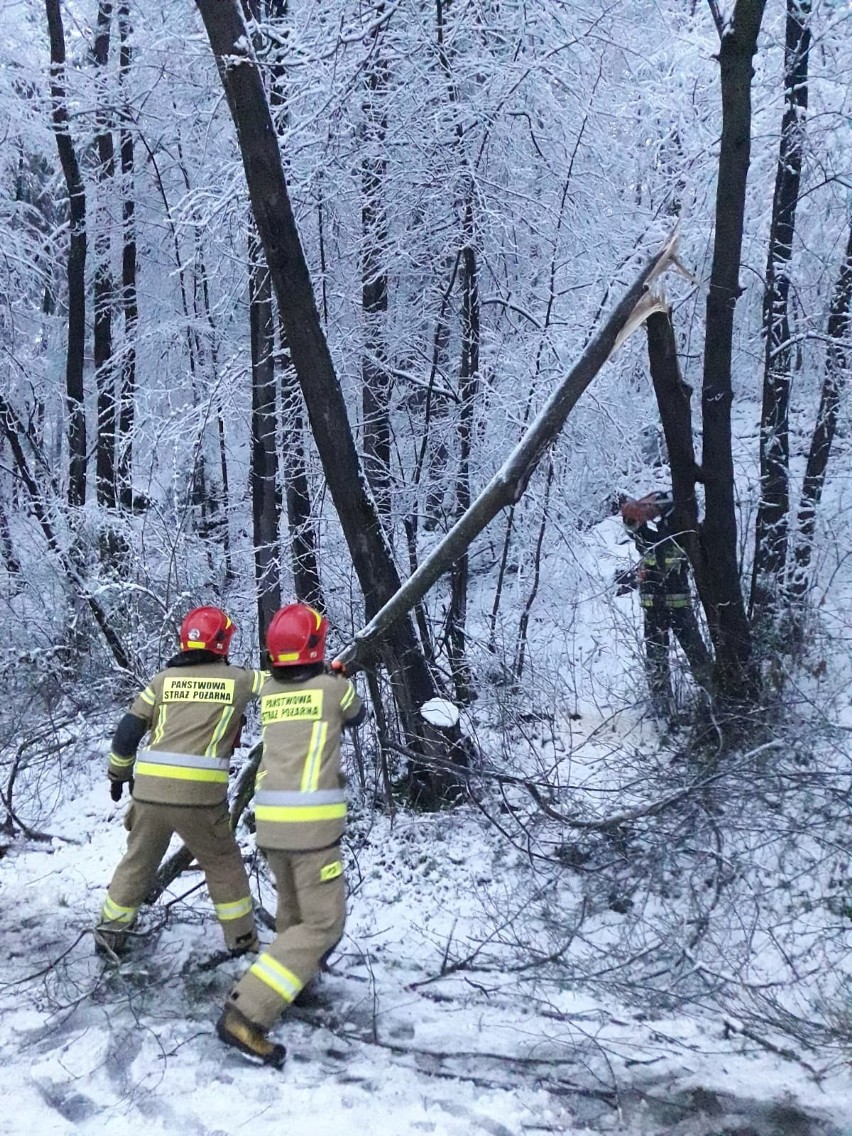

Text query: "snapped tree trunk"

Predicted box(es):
[333, 241, 677, 670]
[790, 222, 852, 601]
[645, 309, 716, 687]
[45, 0, 87, 508]
[750, 0, 811, 627]
[195, 0, 453, 804]
[699, 0, 766, 702]
[646, 311, 703, 561]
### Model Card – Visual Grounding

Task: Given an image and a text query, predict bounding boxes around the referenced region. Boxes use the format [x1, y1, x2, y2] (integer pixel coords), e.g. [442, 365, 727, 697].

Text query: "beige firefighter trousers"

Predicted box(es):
[226, 844, 345, 1029]
[100, 800, 256, 951]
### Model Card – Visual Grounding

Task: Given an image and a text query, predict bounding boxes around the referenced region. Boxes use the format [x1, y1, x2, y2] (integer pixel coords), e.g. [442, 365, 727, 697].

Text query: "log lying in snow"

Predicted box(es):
[333, 233, 683, 671]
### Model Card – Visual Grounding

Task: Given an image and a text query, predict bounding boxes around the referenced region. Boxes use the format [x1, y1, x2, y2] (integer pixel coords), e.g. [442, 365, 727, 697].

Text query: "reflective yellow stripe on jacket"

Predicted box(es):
[134, 748, 230, 784]
[254, 788, 346, 824]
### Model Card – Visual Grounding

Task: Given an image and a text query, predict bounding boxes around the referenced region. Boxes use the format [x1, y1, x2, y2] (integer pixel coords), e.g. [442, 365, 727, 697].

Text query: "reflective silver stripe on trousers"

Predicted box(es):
[254, 788, 346, 806]
[138, 749, 229, 772]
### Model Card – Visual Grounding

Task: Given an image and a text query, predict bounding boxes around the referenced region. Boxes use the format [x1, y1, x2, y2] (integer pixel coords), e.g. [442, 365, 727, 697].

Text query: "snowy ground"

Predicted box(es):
[2, 694, 851, 1136]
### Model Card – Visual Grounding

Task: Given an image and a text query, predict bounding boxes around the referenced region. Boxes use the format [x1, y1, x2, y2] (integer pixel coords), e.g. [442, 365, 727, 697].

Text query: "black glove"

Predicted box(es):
[109, 777, 133, 802]
[614, 567, 638, 596]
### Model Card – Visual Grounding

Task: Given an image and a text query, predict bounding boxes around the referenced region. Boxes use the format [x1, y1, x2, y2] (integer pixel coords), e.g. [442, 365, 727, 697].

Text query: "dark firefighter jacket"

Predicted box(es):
[625, 517, 692, 610]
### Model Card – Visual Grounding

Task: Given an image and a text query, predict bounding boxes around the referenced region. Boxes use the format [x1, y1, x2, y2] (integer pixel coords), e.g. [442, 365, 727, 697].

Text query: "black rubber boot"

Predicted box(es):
[230, 932, 260, 959]
[216, 1005, 286, 1069]
[93, 926, 129, 958]
[292, 979, 324, 1009]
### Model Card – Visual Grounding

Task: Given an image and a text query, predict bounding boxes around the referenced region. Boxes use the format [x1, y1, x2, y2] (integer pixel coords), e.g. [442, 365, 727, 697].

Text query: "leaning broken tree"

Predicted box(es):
[331, 242, 681, 669]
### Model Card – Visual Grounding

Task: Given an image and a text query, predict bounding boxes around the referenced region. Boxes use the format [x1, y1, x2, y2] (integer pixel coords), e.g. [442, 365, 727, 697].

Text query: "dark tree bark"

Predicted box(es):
[790, 223, 852, 600]
[116, 3, 138, 512]
[645, 309, 716, 694]
[360, 6, 392, 514]
[0, 448, 21, 577]
[699, 0, 766, 701]
[646, 311, 703, 568]
[437, 0, 478, 703]
[448, 227, 479, 702]
[249, 231, 282, 648]
[195, 0, 452, 803]
[93, 0, 118, 513]
[750, 0, 811, 625]
[45, 0, 87, 508]
[280, 353, 324, 609]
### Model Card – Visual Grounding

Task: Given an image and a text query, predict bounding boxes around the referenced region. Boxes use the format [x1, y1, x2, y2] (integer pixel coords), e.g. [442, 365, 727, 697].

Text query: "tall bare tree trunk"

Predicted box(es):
[249, 231, 282, 647]
[750, 0, 811, 627]
[698, 0, 766, 702]
[45, 0, 87, 508]
[436, 0, 478, 703]
[280, 355, 324, 608]
[448, 225, 478, 702]
[196, 246, 233, 583]
[790, 223, 852, 601]
[93, 0, 118, 514]
[360, 5, 392, 514]
[116, 3, 138, 512]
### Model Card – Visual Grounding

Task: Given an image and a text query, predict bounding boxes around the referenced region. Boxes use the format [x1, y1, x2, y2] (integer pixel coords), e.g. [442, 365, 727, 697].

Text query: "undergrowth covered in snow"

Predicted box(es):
[2, 621, 851, 1135]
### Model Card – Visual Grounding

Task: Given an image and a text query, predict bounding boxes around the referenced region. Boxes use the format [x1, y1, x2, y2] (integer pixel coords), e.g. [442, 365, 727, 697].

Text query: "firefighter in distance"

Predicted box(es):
[619, 491, 713, 716]
[94, 606, 263, 958]
[216, 603, 366, 1069]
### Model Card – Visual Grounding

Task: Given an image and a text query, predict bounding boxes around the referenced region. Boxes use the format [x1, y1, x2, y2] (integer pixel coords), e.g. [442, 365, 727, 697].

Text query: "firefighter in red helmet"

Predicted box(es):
[94, 606, 263, 958]
[216, 604, 366, 1068]
[619, 492, 713, 717]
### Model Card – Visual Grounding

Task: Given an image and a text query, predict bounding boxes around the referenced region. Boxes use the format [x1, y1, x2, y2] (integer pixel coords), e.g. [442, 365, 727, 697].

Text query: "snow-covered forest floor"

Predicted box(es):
[2, 747, 850, 1136]
[3, 509, 851, 1136]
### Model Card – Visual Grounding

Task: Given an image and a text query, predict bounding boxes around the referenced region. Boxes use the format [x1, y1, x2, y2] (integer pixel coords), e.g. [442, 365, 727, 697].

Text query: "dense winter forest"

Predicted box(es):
[1, 1, 851, 1133]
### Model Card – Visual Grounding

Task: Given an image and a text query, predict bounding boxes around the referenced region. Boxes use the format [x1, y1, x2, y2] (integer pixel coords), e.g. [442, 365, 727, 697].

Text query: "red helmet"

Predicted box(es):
[179, 606, 235, 656]
[266, 604, 328, 666]
[621, 491, 673, 528]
